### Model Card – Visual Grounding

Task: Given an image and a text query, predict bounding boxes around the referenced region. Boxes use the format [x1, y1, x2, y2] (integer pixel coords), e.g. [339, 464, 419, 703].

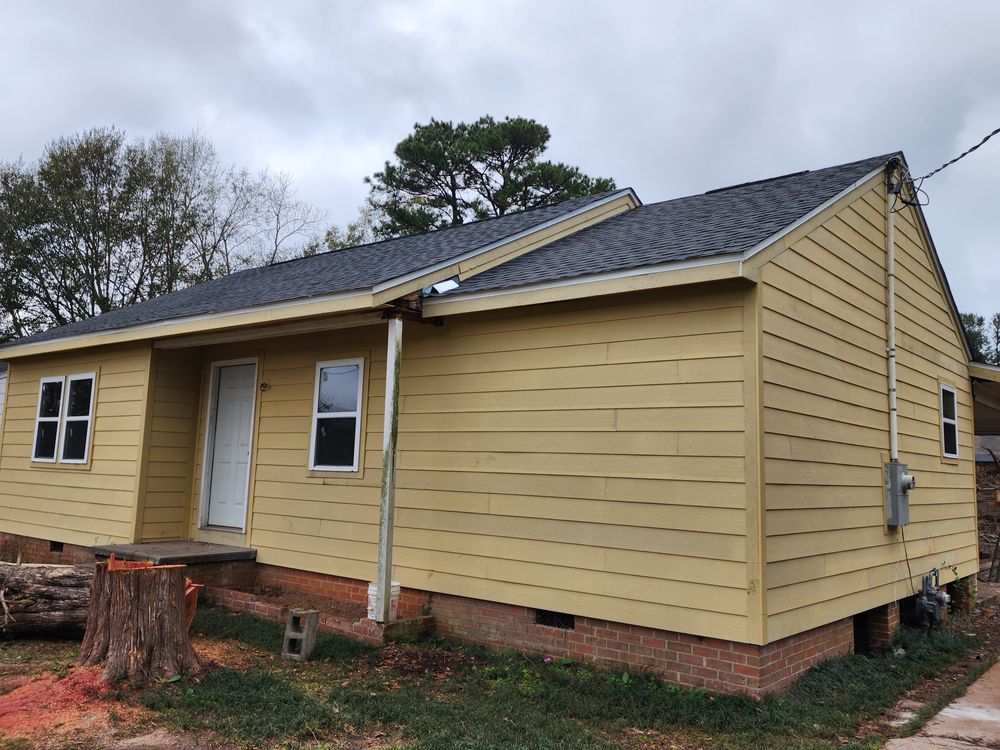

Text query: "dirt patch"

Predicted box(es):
[610, 726, 714, 750]
[243, 584, 368, 621]
[189, 634, 268, 671]
[373, 643, 480, 679]
[0, 667, 147, 746]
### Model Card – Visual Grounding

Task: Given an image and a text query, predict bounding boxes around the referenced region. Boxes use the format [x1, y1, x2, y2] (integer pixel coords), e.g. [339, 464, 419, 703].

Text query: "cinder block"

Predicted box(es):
[282, 609, 319, 661]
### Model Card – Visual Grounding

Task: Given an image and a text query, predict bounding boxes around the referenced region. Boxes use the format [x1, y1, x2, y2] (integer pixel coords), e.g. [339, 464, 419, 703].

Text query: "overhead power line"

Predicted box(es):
[911, 124, 1000, 181]
[891, 124, 1000, 210]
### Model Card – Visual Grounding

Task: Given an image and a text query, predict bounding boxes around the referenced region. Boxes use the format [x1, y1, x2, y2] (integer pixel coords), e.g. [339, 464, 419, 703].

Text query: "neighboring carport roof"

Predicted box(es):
[971, 362, 1000, 436]
[436, 153, 896, 296]
[3, 190, 624, 349]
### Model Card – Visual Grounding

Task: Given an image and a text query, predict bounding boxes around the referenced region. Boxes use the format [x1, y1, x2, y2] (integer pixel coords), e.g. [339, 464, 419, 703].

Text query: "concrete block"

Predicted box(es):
[282, 609, 319, 661]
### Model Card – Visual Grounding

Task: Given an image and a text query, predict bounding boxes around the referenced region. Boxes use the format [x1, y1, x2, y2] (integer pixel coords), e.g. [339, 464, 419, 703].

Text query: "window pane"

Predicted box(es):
[314, 417, 357, 467]
[942, 388, 956, 421]
[66, 378, 93, 417]
[944, 423, 958, 457]
[39, 381, 62, 418]
[317, 365, 359, 414]
[62, 420, 89, 461]
[34, 421, 58, 459]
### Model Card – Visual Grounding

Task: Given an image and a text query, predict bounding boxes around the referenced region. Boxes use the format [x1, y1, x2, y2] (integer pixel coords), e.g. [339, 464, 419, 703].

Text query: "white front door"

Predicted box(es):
[206, 363, 256, 529]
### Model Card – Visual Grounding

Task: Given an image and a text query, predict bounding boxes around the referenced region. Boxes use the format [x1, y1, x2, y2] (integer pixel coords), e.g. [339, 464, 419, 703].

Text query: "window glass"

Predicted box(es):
[314, 417, 357, 468]
[39, 380, 63, 418]
[66, 378, 93, 417]
[943, 423, 958, 457]
[34, 421, 58, 460]
[62, 420, 89, 461]
[317, 365, 360, 413]
[942, 388, 956, 421]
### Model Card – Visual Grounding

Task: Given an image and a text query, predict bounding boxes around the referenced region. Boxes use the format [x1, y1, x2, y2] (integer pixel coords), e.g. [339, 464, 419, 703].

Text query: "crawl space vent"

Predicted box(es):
[535, 609, 575, 630]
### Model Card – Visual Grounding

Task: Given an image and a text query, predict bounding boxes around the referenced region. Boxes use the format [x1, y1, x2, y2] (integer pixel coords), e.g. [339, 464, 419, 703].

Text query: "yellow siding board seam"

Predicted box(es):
[743, 281, 767, 645]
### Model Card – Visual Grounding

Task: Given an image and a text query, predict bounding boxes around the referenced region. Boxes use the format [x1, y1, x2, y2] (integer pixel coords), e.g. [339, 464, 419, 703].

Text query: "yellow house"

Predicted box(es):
[0, 153, 981, 695]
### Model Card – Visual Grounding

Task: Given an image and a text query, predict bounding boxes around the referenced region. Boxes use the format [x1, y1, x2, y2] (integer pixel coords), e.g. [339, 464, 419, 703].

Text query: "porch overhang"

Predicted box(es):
[971, 362, 1000, 436]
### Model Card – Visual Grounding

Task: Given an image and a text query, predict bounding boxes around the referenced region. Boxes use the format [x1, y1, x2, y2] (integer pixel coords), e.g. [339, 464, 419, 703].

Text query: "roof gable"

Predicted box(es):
[433, 154, 895, 298]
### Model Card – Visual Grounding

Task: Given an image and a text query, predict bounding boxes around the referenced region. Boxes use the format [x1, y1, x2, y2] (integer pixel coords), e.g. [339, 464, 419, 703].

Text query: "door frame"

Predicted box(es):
[198, 357, 259, 533]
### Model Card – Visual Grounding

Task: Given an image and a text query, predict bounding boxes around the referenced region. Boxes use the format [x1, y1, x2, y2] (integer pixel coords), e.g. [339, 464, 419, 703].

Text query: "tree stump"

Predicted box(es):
[78, 562, 201, 684]
[0, 562, 94, 635]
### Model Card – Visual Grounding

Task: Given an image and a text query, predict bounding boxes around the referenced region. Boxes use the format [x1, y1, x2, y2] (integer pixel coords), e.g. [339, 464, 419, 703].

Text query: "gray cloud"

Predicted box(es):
[2, 0, 999, 313]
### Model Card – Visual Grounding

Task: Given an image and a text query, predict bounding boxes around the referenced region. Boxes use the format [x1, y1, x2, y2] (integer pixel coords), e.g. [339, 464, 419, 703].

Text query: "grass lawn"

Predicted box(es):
[131, 605, 988, 749]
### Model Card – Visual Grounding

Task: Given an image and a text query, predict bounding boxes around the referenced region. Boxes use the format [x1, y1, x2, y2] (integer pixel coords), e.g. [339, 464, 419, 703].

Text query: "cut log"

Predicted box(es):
[78, 562, 201, 684]
[0, 562, 94, 635]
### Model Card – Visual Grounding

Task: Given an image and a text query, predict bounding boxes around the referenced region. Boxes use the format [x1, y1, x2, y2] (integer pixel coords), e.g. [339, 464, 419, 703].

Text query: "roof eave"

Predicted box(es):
[0, 188, 640, 359]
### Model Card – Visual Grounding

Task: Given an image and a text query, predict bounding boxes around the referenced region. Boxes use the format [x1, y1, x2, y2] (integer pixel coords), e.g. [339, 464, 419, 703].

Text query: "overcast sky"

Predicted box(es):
[2, 1, 998, 314]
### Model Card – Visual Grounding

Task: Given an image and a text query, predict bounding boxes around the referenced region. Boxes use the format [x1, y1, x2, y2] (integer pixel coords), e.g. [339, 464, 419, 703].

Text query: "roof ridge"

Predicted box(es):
[639, 152, 899, 208]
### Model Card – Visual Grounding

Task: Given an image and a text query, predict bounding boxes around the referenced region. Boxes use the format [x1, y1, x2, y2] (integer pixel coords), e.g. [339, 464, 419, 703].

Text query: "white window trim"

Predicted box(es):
[309, 357, 364, 472]
[60, 372, 96, 464]
[32, 376, 65, 463]
[940, 383, 959, 459]
[32, 373, 97, 464]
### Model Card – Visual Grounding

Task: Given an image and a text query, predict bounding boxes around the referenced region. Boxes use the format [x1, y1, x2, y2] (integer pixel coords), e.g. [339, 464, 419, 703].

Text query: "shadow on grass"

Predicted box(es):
[190, 605, 375, 661]
[141, 667, 334, 744]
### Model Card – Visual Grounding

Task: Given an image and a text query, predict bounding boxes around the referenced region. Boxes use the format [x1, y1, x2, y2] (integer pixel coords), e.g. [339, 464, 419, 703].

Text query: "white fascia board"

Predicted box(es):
[0, 288, 372, 356]
[371, 188, 641, 294]
[425, 164, 891, 311]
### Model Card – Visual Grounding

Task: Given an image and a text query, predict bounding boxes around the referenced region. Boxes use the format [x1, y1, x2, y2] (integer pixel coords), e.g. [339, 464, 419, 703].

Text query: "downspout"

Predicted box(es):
[374, 314, 403, 622]
[886, 165, 900, 462]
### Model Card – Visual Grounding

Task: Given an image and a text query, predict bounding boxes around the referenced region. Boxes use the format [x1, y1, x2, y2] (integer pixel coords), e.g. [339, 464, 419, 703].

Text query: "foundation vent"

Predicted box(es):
[535, 609, 575, 630]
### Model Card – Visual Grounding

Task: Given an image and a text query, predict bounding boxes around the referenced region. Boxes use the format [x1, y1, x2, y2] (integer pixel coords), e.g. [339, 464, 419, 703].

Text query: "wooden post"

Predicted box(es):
[374, 315, 403, 623]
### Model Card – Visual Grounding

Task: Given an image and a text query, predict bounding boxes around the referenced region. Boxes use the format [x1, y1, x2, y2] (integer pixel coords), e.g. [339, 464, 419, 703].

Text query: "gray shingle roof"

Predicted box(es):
[437, 153, 895, 297]
[6, 191, 619, 347]
[5, 152, 897, 349]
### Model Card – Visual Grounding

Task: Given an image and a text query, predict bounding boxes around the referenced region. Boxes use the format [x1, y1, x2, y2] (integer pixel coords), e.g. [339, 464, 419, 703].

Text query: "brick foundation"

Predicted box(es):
[431, 591, 854, 695]
[0, 530, 856, 696]
[0, 532, 93, 565]
[867, 601, 901, 649]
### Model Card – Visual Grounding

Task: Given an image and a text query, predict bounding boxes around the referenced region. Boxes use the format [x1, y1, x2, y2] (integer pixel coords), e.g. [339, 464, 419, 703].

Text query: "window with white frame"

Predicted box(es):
[940, 383, 959, 459]
[32, 373, 96, 464]
[309, 359, 363, 471]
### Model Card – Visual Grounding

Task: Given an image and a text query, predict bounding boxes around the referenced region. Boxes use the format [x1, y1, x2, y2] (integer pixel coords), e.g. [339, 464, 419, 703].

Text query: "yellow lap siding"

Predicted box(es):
[138, 349, 200, 541]
[0, 343, 152, 547]
[228, 287, 751, 641]
[760, 183, 976, 642]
